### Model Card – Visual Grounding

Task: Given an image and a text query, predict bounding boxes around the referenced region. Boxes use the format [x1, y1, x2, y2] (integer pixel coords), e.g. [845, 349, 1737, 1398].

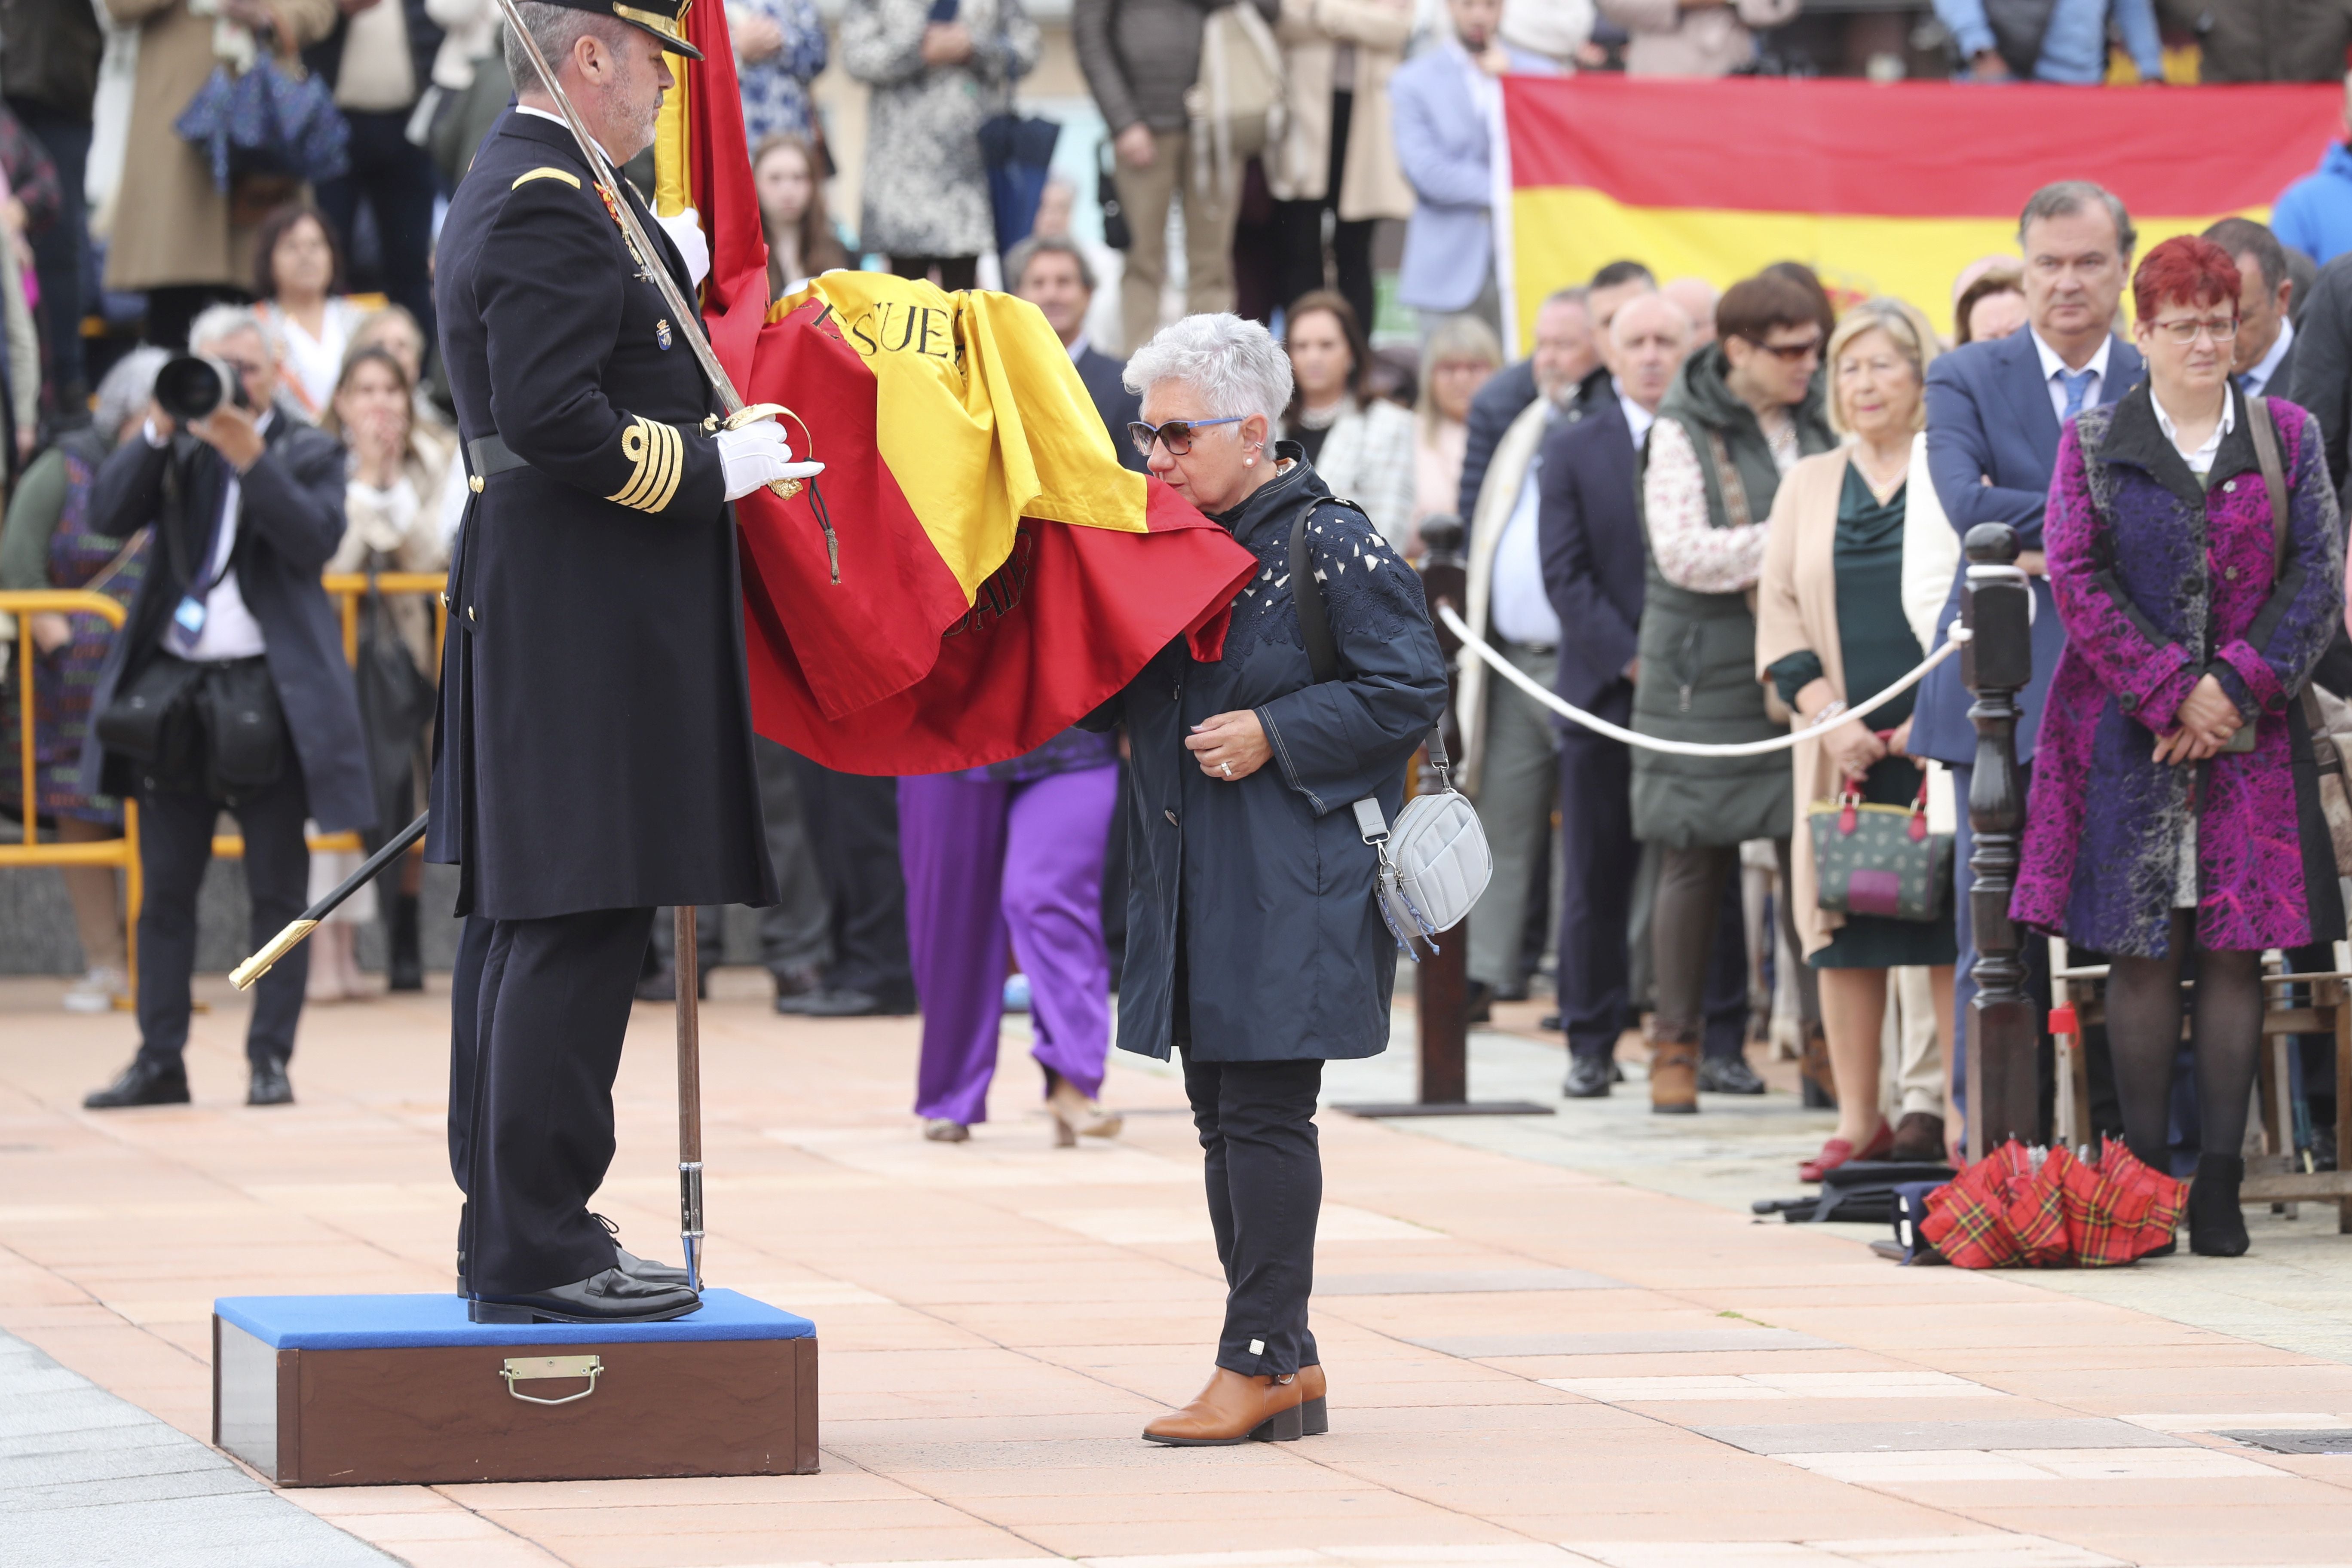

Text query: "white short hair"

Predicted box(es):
[1124, 313, 1292, 431]
[187, 302, 278, 360]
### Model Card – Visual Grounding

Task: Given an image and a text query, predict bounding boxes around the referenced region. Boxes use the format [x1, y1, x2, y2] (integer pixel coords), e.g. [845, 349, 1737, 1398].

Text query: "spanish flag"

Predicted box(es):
[1501, 76, 2343, 346]
[652, 4, 1257, 774]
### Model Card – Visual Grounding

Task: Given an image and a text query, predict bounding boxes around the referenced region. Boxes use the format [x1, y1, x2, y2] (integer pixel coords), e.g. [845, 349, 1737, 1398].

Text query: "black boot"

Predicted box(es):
[2188, 1153, 2251, 1257]
[387, 893, 424, 992]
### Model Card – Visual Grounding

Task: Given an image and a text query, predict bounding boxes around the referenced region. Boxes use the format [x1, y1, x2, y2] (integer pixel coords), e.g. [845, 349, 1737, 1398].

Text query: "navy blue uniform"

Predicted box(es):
[431, 109, 776, 1296]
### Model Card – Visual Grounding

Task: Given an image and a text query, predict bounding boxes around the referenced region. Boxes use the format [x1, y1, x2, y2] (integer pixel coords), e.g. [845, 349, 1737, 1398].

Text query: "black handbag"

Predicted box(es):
[194, 655, 288, 798]
[1098, 141, 1131, 252]
[93, 654, 207, 790]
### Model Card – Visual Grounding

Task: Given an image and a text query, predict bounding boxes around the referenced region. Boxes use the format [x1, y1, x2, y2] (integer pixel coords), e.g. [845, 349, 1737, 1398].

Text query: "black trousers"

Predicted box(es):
[449, 906, 650, 1295]
[787, 754, 913, 1006]
[1182, 1051, 1322, 1378]
[9, 101, 89, 399]
[1649, 839, 1777, 1059]
[135, 772, 309, 1070]
[1270, 89, 1375, 336]
[314, 107, 440, 345]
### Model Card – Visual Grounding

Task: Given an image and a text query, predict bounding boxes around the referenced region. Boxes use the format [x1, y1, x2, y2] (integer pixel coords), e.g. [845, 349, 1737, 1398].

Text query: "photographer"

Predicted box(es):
[77, 305, 371, 1111]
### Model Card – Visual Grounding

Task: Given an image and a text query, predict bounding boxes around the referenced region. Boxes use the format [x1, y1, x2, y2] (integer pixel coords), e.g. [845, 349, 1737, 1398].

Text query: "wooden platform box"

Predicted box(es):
[212, 1289, 817, 1485]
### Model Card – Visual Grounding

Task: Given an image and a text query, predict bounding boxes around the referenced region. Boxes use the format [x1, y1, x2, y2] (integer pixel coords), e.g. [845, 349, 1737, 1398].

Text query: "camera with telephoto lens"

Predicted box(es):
[153, 355, 252, 423]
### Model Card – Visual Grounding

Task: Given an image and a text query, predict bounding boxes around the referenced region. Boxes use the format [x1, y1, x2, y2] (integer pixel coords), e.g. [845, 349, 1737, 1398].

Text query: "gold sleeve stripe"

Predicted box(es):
[512, 167, 582, 190]
[609, 417, 685, 512]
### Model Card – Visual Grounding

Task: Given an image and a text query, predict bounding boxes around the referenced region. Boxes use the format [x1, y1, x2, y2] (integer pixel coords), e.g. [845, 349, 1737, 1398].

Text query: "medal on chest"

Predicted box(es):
[594, 178, 658, 285]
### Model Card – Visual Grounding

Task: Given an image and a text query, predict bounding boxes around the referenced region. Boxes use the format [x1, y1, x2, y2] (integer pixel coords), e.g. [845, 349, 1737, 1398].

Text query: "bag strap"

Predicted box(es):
[2249, 392, 2290, 580]
[1289, 500, 1455, 784]
[1287, 507, 1339, 686]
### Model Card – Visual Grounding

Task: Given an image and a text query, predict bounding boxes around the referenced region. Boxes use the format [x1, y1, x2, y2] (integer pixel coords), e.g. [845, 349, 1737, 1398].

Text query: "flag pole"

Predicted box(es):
[674, 907, 705, 1290]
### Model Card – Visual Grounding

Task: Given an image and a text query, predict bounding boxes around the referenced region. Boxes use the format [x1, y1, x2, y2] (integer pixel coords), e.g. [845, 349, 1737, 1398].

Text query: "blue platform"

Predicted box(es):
[214, 1289, 815, 1350]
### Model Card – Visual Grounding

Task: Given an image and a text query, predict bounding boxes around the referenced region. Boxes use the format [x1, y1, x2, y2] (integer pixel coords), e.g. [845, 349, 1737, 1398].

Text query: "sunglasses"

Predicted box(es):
[1128, 416, 1245, 457]
[1744, 334, 1823, 363]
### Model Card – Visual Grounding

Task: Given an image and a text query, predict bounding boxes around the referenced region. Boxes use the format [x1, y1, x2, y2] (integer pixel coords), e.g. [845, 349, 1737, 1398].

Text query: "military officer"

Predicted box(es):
[430, 0, 807, 1324]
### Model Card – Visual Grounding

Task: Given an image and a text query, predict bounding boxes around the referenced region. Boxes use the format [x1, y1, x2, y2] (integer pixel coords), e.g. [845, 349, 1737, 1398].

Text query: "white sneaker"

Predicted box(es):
[62, 967, 127, 1014]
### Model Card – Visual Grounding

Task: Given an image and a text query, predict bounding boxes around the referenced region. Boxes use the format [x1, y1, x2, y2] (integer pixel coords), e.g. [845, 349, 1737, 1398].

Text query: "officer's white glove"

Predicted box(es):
[716, 418, 825, 500]
[655, 206, 711, 291]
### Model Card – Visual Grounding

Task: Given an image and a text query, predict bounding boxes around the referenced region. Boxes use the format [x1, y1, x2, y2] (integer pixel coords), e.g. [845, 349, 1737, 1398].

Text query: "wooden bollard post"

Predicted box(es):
[1336, 515, 1549, 1120]
[1960, 522, 2038, 1160]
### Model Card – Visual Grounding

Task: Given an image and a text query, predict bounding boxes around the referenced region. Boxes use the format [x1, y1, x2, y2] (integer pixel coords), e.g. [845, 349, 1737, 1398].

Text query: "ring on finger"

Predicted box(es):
[1221, 761, 1234, 778]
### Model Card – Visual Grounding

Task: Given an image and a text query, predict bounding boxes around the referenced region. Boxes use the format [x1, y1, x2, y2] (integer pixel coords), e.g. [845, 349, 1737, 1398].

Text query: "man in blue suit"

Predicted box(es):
[1539, 291, 1755, 1098]
[1388, 0, 1553, 336]
[1916, 180, 2142, 1109]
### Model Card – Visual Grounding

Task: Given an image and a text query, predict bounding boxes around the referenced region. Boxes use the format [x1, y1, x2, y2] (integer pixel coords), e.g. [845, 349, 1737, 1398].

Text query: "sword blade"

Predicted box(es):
[490, 0, 745, 415]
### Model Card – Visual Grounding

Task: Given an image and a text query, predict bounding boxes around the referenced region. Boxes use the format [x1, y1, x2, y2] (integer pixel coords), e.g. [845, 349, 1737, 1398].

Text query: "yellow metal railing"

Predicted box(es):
[5, 573, 450, 991]
[1, 588, 142, 1001]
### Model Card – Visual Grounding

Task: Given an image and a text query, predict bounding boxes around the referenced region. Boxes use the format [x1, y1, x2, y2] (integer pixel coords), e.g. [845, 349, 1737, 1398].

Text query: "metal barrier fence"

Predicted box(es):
[1, 573, 449, 991]
[0, 589, 141, 1002]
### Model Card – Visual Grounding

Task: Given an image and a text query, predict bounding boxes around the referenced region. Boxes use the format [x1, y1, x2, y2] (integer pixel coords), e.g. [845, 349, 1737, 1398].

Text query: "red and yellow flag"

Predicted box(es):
[653, 6, 1256, 774]
[1501, 76, 2343, 346]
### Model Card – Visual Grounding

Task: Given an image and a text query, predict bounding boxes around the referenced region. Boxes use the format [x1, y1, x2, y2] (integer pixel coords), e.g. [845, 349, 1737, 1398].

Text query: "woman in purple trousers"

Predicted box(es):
[900, 729, 1125, 1143]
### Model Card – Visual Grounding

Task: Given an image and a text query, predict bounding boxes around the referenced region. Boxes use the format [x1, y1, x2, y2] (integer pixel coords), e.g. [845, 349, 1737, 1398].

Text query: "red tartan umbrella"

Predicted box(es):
[1921, 1138, 2186, 1268]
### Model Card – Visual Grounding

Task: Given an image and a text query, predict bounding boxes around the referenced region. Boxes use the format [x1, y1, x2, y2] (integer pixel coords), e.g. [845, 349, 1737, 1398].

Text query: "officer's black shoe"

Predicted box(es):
[1562, 1056, 1612, 1099]
[84, 1057, 190, 1109]
[592, 1213, 692, 1287]
[1697, 1055, 1767, 1096]
[248, 1057, 294, 1106]
[469, 1268, 701, 1324]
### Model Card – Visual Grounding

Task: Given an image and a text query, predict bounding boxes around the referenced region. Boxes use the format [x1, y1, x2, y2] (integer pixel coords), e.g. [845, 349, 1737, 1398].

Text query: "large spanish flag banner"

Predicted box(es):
[1501, 77, 2343, 348]
[652, 3, 1257, 775]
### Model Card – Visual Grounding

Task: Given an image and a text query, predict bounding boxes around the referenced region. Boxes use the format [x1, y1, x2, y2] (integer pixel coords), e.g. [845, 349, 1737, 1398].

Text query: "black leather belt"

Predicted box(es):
[465, 434, 529, 488]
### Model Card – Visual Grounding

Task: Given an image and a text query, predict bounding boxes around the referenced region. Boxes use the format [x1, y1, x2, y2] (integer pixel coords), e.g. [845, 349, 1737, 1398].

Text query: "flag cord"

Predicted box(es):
[1436, 603, 1966, 757]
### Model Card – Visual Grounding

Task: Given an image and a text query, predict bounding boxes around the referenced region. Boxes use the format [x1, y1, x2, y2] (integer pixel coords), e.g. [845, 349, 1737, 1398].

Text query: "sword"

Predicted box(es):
[231, 812, 430, 989]
[491, 0, 837, 580]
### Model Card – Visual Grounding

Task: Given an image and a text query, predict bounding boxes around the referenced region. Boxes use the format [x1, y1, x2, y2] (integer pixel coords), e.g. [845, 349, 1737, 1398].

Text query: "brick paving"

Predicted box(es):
[3, 973, 2351, 1567]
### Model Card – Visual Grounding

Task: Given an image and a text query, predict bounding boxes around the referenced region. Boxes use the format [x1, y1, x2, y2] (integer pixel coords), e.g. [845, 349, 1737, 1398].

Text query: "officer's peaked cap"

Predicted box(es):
[535, 0, 705, 61]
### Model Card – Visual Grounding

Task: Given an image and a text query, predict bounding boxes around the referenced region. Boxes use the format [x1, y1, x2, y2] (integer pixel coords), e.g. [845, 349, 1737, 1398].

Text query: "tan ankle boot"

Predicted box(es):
[1142, 1368, 1305, 1445]
[1646, 1022, 1700, 1115]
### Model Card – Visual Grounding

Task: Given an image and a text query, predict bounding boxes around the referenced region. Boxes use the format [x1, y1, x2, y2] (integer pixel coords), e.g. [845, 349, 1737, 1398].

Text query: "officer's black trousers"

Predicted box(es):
[1181, 1051, 1323, 1379]
[135, 773, 309, 1071]
[450, 906, 650, 1295]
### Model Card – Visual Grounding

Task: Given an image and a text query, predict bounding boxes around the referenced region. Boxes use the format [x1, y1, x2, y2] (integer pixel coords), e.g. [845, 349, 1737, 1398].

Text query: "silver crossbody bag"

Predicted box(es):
[1290, 506, 1492, 962]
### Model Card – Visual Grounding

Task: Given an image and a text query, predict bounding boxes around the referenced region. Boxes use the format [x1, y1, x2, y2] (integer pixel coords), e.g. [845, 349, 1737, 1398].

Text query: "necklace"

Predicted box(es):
[1852, 445, 1908, 499]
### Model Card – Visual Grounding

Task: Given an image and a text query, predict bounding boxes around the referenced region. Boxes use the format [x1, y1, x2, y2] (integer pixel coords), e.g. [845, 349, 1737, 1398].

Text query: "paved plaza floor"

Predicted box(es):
[4, 974, 2352, 1568]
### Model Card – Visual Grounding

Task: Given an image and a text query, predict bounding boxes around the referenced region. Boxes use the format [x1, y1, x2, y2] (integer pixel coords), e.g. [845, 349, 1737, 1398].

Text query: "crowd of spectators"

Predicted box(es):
[2, 0, 2351, 1219]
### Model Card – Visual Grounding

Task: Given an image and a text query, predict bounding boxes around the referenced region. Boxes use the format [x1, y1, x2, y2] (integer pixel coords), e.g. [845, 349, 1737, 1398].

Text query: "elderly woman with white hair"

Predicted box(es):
[1085, 313, 1449, 1446]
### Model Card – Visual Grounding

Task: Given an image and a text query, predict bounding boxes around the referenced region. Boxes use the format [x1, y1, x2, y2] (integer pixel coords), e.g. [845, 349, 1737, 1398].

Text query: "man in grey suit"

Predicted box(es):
[1916, 180, 2143, 1115]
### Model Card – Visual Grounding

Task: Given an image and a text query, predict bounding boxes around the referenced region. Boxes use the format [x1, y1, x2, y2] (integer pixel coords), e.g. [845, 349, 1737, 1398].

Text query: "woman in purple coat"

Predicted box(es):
[2016, 235, 2346, 1257]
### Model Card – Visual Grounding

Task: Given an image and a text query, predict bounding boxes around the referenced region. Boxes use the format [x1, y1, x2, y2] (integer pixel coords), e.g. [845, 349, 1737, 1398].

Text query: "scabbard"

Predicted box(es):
[230, 812, 430, 990]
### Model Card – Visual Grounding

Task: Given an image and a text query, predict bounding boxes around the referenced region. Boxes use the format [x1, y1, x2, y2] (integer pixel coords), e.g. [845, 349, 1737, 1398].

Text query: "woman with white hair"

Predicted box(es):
[1086, 313, 1449, 1446]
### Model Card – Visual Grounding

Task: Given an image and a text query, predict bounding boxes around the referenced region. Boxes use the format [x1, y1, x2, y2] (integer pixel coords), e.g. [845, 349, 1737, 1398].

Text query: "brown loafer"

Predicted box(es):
[1298, 1363, 1327, 1436]
[1142, 1367, 1305, 1446]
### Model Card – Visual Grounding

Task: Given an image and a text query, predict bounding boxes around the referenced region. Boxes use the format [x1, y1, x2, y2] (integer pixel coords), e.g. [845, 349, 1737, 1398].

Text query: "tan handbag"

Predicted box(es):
[2247, 395, 2352, 875]
[1187, 3, 1287, 199]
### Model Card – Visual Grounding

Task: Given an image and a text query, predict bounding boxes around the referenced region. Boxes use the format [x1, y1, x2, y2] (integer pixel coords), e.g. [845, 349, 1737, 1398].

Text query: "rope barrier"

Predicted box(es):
[1437, 603, 1966, 758]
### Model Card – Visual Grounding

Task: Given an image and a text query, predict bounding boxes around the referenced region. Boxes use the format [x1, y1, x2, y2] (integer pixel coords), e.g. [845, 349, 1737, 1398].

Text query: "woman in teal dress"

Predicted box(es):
[1756, 299, 1958, 1179]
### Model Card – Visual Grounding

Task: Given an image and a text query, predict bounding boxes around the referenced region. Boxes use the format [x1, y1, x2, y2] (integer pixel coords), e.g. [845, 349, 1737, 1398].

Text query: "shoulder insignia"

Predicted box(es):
[609, 416, 684, 512]
[512, 167, 582, 191]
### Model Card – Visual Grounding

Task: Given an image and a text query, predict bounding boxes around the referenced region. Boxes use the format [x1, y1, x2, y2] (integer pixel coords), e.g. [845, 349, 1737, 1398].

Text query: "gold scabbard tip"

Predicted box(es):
[230, 919, 320, 991]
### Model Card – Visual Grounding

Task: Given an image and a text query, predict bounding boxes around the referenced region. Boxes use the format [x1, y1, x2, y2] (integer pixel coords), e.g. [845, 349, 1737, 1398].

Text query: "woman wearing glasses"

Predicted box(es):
[1085, 313, 1448, 1446]
[2017, 235, 2344, 1256]
[1632, 271, 1837, 1115]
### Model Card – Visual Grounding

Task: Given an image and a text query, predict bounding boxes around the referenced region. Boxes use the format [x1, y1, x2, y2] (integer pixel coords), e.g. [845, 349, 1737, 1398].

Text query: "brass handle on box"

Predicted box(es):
[500, 1354, 602, 1406]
